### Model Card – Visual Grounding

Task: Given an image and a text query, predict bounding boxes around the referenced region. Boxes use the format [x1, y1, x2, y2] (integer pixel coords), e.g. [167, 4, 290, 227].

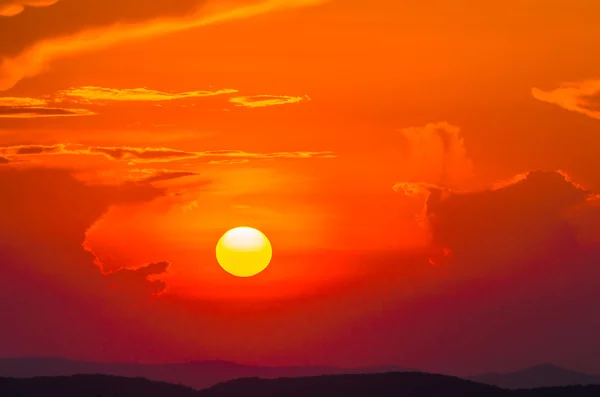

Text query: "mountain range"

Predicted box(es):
[469, 364, 600, 389]
[2, 372, 600, 397]
[1, 358, 599, 391]
[0, 357, 409, 390]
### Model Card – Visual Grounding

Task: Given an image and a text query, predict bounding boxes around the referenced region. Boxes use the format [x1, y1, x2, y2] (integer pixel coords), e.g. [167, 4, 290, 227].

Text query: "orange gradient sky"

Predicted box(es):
[1, 0, 600, 376]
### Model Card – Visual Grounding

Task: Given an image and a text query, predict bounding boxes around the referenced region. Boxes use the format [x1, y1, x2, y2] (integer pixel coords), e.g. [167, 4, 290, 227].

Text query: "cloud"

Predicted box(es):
[0, 167, 166, 287]
[392, 181, 449, 197]
[425, 170, 596, 275]
[0, 156, 9, 163]
[89, 146, 197, 161]
[14, 144, 63, 154]
[0, 0, 57, 17]
[0, 0, 329, 90]
[532, 79, 600, 120]
[0, 96, 47, 106]
[230, 94, 308, 108]
[0, 106, 94, 118]
[106, 261, 169, 296]
[1, 86, 310, 117]
[137, 170, 199, 183]
[56, 86, 238, 103]
[399, 122, 474, 190]
[180, 200, 199, 212]
[0, 167, 180, 358]
[0, 144, 336, 164]
[208, 159, 250, 165]
[394, 169, 600, 271]
[0, 96, 95, 118]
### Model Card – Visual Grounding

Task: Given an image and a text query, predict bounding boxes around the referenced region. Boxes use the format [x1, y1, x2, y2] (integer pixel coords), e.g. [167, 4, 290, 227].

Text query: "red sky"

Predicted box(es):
[1, 0, 600, 376]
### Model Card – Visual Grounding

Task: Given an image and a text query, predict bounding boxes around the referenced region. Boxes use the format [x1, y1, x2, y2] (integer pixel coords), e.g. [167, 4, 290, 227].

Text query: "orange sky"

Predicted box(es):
[1, 0, 600, 375]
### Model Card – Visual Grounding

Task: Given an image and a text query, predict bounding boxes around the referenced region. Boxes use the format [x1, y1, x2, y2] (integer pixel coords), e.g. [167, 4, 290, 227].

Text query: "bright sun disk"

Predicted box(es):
[216, 227, 272, 277]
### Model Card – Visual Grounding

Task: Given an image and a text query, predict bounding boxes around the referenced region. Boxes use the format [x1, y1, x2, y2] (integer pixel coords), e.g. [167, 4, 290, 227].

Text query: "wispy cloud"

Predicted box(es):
[0, 96, 94, 118]
[89, 146, 196, 161]
[392, 182, 449, 197]
[208, 159, 250, 165]
[0, 144, 336, 164]
[0, 0, 329, 90]
[230, 95, 309, 108]
[56, 86, 238, 103]
[0, 0, 57, 17]
[532, 79, 600, 120]
[1, 86, 309, 117]
[131, 169, 200, 183]
[398, 122, 474, 190]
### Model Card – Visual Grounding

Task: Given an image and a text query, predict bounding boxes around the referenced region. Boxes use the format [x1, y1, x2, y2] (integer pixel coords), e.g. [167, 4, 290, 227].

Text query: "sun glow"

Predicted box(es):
[216, 227, 273, 277]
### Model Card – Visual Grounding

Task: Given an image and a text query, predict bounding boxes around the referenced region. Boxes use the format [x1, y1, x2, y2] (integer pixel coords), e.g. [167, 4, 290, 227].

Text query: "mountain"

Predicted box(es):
[0, 357, 410, 390]
[198, 372, 506, 397]
[3, 372, 600, 397]
[0, 374, 199, 397]
[470, 364, 600, 389]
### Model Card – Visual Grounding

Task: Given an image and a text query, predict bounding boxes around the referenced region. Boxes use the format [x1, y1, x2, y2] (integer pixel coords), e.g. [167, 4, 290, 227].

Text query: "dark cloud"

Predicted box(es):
[0, 0, 201, 56]
[89, 146, 196, 161]
[0, 0, 329, 90]
[14, 144, 61, 154]
[0, 156, 9, 163]
[0, 167, 170, 300]
[0, 167, 180, 358]
[0, 143, 335, 165]
[140, 171, 198, 183]
[107, 261, 169, 296]
[426, 170, 592, 276]
[344, 170, 600, 374]
[0, 105, 94, 118]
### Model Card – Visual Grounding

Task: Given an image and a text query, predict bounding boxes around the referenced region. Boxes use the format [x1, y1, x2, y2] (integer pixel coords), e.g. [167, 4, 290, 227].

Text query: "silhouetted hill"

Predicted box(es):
[0, 357, 410, 390]
[471, 364, 600, 389]
[512, 385, 600, 397]
[2, 372, 600, 397]
[199, 372, 506, 397]
[0, 374, 198, 397]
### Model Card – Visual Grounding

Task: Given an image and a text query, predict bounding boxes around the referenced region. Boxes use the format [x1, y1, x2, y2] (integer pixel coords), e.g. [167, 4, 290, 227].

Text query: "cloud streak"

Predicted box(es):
[230, 94, 308, 108]
[0, 0, 329, 90]
[0, 96, 94, 118]
[2, 86, 309, 116]
[0, 0, 57, 17]
[56, 86, 238, 103]
[532, 79, 600, 120]
[0, 144, 336, 164]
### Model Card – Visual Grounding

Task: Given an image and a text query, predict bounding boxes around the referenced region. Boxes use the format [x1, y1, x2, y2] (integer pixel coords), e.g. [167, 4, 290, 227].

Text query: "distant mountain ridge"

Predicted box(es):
[2, 358, 599, 391]
[470, 364, 600, 389]
[2, 372, 600, 397]
[0, 357, 411, 390]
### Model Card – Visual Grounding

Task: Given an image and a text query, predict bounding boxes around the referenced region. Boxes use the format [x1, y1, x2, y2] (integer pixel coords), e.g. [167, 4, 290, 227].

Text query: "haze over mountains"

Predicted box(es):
[1, 358, 599, 391]
[0, 357, 410, 390]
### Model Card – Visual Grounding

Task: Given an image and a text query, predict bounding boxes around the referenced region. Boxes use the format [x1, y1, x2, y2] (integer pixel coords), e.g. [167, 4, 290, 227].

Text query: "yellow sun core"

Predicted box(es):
[216, 227, 272, 277]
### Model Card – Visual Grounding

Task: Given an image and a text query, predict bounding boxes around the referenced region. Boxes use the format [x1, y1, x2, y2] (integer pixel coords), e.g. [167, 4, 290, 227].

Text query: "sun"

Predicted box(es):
[216, 227, 273, 277]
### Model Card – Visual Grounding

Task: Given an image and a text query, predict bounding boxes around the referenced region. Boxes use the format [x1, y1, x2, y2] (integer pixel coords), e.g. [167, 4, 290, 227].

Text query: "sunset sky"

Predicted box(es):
[1, 0, 600, 376]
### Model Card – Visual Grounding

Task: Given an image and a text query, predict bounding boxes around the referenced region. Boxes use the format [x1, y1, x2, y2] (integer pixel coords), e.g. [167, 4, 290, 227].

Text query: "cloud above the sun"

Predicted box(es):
[230, 95, 309, 108]
[0, 86, 311, 118]
[56, 86, 239, 103]
[0, 143, 336, 169]
[0, 0, 58, 17]
[532, 79, 600, 121]
[0, 0, 330, 90]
